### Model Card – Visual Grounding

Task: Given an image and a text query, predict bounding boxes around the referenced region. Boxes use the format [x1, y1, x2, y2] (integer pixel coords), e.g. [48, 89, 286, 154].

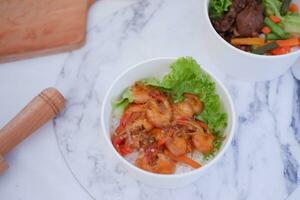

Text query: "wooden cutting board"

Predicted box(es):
[0, 0, 93, 63]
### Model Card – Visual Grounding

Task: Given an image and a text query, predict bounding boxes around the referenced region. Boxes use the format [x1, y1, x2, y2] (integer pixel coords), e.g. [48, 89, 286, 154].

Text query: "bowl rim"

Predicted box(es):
[203, 0, 300, 59]
[101, 57, 236, 179]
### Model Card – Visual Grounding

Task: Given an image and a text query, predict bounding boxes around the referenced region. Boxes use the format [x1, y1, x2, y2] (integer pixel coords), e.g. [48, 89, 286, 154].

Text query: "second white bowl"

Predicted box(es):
[201, 0, 300, 81]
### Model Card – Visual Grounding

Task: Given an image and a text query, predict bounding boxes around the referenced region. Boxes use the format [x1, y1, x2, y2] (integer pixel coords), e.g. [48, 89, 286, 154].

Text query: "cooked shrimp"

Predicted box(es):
[112, 83, 219, 175]
[146, 96, 172, 128]
[135, 152, 176, 174]
[117, 119, 154, 143]
[165, 136, 187, 156]
[172, 101, 194, 120]
[128, 119, 153, 132]
[154, 153, 176, 174]
[132, 83, 152, 103]
[125, 103, 145, 114]
[117, 119, 154, 149]
[172, 94, 203, 120]
[149, 128, 165, 142]
[116, 104, 153, 135]
[132, 83, 172, 127]
[176, 118, 205, 134]
[192, 132, 214, 154]
[121, 104, 145, 126]
[184, 93, 204, 114]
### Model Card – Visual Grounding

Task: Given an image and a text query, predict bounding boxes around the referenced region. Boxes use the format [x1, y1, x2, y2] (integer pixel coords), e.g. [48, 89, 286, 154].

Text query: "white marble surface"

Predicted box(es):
[1, 0, 300, 199]
[0, 54, 91, 200]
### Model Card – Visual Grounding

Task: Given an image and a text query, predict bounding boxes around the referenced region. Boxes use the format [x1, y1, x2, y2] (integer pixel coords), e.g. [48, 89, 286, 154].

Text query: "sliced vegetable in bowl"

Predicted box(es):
[209, 0, 300, 55]
[111, 57, 228, 174]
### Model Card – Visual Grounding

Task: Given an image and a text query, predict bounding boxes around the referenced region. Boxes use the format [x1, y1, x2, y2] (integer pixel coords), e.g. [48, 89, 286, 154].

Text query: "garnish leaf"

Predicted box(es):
[144, 57, 228, 135]
[209, 0, 232, 20]
[112, 87, 134, 116]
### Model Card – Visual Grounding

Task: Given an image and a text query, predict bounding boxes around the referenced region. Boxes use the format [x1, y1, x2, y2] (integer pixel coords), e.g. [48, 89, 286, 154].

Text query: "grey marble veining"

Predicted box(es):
[53, 0, 300, 199]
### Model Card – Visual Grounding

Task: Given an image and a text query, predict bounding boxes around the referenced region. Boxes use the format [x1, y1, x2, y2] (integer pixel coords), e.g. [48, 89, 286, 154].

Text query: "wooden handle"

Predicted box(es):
[87, 0, 94, 8]
[0, 155, 8, 174]
[0, 88, 64, 174]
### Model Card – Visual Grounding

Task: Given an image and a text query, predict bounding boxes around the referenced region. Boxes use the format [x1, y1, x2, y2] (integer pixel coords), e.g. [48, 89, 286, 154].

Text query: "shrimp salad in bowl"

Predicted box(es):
[110, 57, 228, 175]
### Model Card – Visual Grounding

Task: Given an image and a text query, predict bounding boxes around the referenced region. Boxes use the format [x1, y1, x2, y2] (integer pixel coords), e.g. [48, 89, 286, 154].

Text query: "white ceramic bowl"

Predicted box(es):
[202, 0, 300, 81]
[101, 57, 236, 188]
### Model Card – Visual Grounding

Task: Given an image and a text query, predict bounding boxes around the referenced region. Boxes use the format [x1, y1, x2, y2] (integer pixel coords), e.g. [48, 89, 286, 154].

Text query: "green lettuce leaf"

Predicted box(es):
[209, 0, 233, 20]
[112, 87, 134, 116]
[203, 135, 224, 160]
[144, 57, 228, 135]
[112, 57, 228, 135]
[142, 78, 169, 89]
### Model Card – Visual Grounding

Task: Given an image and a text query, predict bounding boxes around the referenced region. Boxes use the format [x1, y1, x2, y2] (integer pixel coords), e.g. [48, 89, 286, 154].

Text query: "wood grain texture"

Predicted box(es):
[0, 155, 9, 175]
[0, 0, 93, 63]
[0, 88, 65, 157]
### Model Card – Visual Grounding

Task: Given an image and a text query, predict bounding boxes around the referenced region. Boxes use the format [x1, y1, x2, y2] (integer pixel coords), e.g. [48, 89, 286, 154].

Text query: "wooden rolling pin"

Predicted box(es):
[0, 88, 65, 174]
